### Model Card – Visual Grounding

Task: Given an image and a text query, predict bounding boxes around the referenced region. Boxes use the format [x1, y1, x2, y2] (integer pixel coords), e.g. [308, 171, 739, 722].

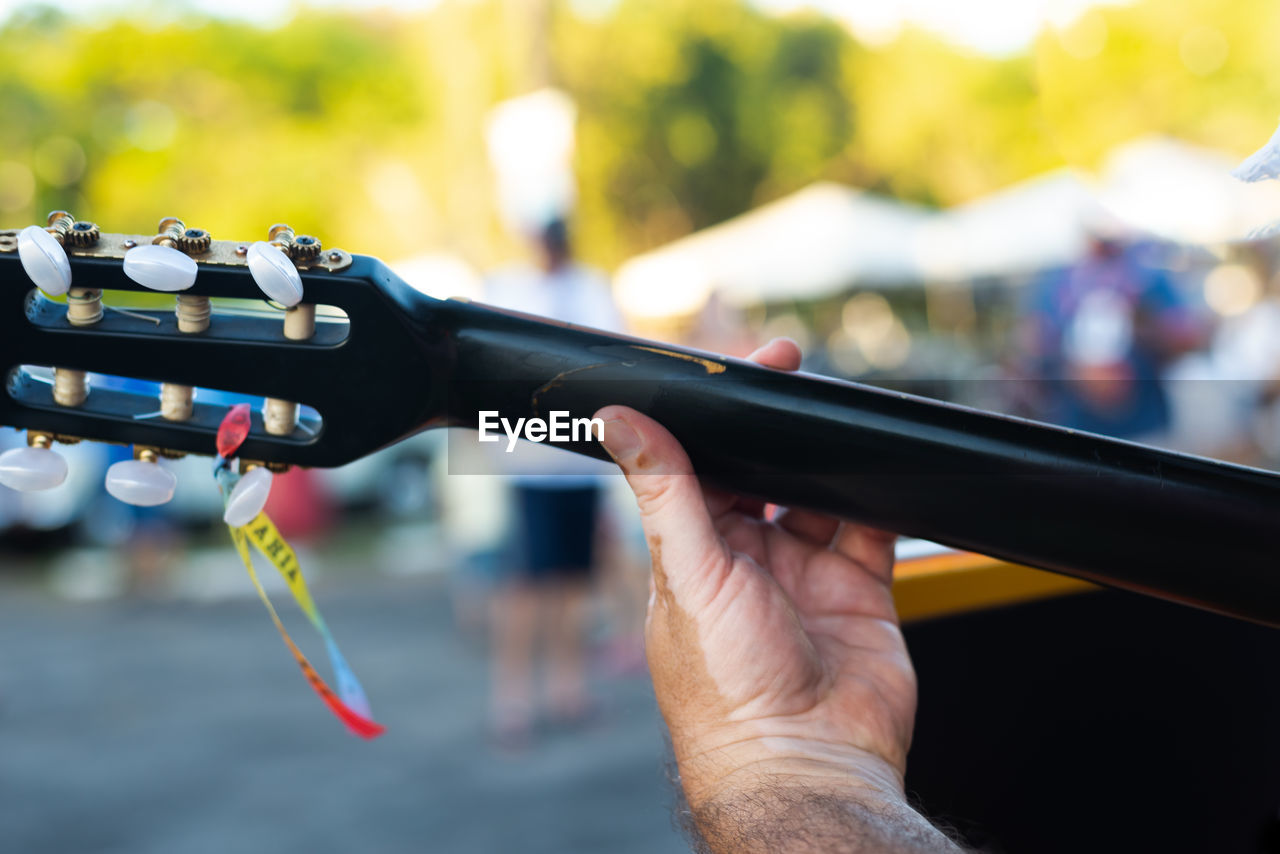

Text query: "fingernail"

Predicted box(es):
[601, 417, 642, 462]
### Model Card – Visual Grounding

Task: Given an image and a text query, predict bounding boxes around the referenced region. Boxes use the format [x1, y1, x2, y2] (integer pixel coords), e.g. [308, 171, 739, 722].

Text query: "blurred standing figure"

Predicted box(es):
[483, 218, 623, 748]
[1020, 230, 1202, 441]
[1203, 246, 1280, 462]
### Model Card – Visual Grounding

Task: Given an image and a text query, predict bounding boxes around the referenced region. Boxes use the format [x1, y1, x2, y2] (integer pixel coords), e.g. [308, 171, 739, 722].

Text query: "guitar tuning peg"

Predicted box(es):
[19, 212, 105, 325]
[247, 241, 304, 306]
[223, 465, 274, 527]
[122, 243, 198, 292]
[0, 435, 68, 492]
[253, 227, 312, 436]
[17, 224, 72, 297]
[121, 219, 205, 423]
[105, 449, 176, 507]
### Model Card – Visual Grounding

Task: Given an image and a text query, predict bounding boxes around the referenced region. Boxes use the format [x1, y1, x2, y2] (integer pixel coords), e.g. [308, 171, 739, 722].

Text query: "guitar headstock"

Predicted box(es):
[0, 212, 454, 486]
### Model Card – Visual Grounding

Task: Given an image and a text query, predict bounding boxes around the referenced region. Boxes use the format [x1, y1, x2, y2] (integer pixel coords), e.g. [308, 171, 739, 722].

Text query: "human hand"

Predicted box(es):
[596, 339, 955, 851]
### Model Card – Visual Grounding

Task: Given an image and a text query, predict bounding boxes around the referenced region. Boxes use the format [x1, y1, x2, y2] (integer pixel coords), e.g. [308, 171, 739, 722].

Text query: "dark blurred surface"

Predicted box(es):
[0, 571, 685, 854]
[906, 589, 1280, 853]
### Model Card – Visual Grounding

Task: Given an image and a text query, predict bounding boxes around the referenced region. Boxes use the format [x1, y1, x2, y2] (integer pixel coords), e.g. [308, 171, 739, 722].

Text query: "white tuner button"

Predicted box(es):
[0, 445, 68, 492]
[223, 466, 274, 527]
[123, 244, 198, 292]
[17, 225, 72, 297]
[105, 459, 177, 506]
[247, 241, 303, 307]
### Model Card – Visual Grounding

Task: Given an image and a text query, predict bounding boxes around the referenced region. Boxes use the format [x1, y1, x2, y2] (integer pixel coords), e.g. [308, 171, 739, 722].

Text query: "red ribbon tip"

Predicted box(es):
[217, 403, 253, 459]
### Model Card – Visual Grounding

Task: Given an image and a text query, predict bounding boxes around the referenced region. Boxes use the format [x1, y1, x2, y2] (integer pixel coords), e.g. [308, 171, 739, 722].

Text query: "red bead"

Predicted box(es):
[216, 403, 253, 459]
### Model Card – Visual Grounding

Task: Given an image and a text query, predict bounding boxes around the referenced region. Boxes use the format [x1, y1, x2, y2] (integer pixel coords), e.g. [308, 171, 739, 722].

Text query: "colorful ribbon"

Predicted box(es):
[215, 409, 384, 739]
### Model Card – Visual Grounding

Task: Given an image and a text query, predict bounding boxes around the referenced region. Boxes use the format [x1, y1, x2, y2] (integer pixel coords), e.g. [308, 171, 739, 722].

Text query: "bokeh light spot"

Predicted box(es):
[1203, 263, 1261, 316]
[666, 112, 717, 167]
[1179, 25, 1229, 77]
[0, 161, 35, 211]
[33, 136, 87, 188]
[125, 101, 178, 152]
[841, 291, 912, 370]
[1056, 10, 1108, 60]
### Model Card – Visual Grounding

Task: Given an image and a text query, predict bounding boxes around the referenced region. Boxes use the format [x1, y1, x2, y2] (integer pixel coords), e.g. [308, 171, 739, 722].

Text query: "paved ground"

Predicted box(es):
[0, 553, 690, 854]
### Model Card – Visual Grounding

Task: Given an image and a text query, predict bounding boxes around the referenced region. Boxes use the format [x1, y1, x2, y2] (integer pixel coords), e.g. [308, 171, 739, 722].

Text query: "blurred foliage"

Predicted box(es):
[0, 0, 1277, 269]
[1035, 0, 1280, 169]
[558, 0, 859, 256]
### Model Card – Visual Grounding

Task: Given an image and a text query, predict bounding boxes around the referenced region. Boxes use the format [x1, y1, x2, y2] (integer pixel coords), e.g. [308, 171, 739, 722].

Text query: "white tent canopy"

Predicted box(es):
[1098, 136, 1280, 245]
[915, 168, 1097, 281]
[913, 137, 1280, 281]
[614, 182, 932, 318]
[614, 136, 1280, 319]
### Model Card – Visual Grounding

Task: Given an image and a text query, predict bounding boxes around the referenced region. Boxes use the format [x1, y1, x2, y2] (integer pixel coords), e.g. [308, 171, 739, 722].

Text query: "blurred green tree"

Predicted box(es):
[558, 0, 858, 261]
[0, 0, 1275, 273]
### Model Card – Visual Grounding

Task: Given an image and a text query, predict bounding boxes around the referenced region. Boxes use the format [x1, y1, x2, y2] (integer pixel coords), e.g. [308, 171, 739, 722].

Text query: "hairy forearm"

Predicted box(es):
[679, 780, 965, 854]
[668, 745, 966, 854]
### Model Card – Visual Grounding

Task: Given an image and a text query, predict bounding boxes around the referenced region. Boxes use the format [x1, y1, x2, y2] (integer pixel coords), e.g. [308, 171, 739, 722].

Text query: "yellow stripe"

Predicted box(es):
[893, 552, 1095, 623]
[630, 345, 727, 374]
[232, 527, 297, 644]
[242, 512, 322, 628]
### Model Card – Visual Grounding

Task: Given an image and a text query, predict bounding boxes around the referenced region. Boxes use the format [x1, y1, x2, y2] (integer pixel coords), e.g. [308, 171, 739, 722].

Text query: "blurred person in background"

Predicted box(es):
[1198, 243, 1280, 464]
[591, 484, 650, 678]
[1018, 225, 1204, 442]
[483, 217, 624, 749]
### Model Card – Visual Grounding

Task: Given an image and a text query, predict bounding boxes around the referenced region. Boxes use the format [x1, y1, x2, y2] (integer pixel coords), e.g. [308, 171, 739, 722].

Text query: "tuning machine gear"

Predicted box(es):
[266, 224, 323, 261]
[292, 234, 322, 260]
[175, 227, 213, 254]
[64, 220, 101, 247]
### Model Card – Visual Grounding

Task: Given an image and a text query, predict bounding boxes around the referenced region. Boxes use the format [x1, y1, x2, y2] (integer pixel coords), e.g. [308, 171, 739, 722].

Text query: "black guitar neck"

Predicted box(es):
[433, 297, 1280, 628]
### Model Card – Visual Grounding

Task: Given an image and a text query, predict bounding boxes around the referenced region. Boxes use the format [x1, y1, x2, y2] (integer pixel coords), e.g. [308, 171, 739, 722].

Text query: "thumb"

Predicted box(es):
[594, 405, 730, 601]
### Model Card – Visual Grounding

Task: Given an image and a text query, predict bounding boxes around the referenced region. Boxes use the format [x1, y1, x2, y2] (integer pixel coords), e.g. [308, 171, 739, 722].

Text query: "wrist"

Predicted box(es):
[672, 743, 962, 854]
[673, 731, 908, 811]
